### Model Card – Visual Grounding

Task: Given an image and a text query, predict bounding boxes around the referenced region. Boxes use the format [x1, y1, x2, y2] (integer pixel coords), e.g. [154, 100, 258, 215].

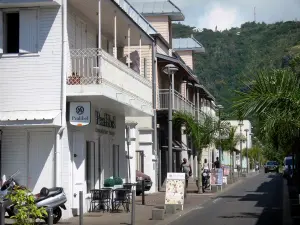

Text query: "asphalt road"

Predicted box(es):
[170, 173, 283, 225]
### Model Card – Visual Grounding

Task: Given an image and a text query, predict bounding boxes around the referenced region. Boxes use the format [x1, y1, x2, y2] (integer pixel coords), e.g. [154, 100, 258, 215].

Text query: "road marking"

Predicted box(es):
[213, 197, 221, 203]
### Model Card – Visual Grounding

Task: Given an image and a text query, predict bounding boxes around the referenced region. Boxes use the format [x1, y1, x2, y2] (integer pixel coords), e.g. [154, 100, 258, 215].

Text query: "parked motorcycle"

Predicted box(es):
[202, 169, 210, 192]
[0, 170, 67, 224]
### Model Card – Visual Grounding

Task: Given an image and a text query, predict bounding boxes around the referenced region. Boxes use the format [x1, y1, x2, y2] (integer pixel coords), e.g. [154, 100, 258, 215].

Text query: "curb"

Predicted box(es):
[282, 179, 293, 225]
[155, 172, 260, 225]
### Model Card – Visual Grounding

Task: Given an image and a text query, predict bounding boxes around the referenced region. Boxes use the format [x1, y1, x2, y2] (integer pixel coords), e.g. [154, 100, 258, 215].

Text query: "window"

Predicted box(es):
[0, 9, 38, 54]
[113, 145, 119, 177]
[86, 141, 96, 193]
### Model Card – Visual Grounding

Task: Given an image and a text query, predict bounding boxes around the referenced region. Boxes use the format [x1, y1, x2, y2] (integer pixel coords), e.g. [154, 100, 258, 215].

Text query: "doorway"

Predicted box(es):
[71, 131, 85, 209]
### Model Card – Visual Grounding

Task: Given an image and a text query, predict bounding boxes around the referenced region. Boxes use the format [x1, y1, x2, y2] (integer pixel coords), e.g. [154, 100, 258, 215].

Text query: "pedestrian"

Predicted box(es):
[213, 157, 221, 169]
[180, 158, 192, 198]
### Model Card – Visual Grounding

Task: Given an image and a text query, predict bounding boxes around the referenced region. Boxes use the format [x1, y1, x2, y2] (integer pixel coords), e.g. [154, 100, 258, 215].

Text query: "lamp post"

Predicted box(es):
[244, 128, 249, 173]
[238, 120, 244, 175]
[216, 104, 223, 164]
[163, 64, 178, 172]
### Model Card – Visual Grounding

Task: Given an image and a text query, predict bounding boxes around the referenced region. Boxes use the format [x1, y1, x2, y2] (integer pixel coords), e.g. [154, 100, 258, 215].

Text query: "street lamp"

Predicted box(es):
[163, 64, 178, 172]
[244, 128, 249, 173]
[238, 120, 244, 175]
[216, 104, 223, 164]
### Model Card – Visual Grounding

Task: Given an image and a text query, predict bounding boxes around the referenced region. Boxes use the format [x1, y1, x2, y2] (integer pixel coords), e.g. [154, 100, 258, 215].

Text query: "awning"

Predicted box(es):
[0, 110, 61, 126]
[161, 140, 191, 151]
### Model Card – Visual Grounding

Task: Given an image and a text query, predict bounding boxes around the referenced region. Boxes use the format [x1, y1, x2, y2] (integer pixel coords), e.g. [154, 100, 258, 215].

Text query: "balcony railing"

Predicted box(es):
[158, 89, 195, 114]
[67, 48, 152, 103]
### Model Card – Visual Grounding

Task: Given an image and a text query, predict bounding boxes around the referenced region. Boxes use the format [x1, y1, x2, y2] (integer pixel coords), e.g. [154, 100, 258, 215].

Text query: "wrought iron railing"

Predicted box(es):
[67, 48, 151, 87]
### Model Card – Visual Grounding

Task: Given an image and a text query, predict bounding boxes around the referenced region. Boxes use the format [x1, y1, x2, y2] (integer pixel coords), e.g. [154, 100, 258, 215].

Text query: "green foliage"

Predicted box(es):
[173, 111, 228, 152]
[242, 146, 264, 166]
[104, 178, 115, 187]
[113, 177, 123, 185]
[7, 186, 47, 225]
[172, 21, 300, 117]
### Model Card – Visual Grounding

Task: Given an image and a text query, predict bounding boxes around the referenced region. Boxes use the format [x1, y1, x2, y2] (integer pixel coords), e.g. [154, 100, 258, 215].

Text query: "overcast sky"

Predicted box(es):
[171, 0, 300, 30]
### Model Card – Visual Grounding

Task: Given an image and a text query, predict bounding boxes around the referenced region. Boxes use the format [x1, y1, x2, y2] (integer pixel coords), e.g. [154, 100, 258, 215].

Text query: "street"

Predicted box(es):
[170, 173, 283, 225]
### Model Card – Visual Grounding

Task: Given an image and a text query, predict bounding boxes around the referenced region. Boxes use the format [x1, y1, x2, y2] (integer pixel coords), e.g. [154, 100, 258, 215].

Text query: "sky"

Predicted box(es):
[170, 0, 300, 31]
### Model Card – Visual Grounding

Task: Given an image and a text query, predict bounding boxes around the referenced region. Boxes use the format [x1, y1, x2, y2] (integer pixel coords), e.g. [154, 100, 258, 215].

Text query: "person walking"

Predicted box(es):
[213, 157, 221, 169]
[180, 158, 192, 198]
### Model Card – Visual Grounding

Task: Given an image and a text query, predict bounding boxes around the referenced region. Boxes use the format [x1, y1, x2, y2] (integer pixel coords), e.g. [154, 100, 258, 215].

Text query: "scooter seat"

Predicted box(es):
[36, 187, 63, 202]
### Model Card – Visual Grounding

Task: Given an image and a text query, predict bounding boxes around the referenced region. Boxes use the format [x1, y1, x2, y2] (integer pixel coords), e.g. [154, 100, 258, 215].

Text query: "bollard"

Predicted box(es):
[47, 207, 53, 225]
[79, 191, 83, 225]
[131, 189, 136, 225]
[0, 202, 5, 225]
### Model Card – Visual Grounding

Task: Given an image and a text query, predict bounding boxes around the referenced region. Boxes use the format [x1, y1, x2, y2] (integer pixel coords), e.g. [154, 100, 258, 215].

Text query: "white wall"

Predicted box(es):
[0, 6, 62, 112]
[61, 101, 126, 218]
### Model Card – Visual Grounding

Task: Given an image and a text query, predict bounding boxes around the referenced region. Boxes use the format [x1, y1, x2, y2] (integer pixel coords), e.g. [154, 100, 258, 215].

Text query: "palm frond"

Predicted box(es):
[234, 69, 300, 118]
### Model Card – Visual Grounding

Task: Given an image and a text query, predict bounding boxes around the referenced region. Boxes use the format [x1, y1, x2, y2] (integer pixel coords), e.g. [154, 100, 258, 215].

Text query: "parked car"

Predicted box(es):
[136, 171, 152, 196]
[264, 161, 279, 173]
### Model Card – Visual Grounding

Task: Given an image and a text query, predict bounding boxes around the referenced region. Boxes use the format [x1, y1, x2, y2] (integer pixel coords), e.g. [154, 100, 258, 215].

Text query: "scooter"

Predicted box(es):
[202, 169, 210, 192]
[0, 170, 67, 224]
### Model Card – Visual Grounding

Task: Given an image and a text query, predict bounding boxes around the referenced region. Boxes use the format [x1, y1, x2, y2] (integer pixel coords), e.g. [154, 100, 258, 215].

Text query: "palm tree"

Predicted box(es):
[173, 111, 228, 193]
[234, 67, 300, 188]
[224, 127, 241, 179]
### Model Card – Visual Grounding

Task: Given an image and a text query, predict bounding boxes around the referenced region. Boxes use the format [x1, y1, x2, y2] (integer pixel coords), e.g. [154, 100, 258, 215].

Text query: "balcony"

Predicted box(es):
[67, 48, 153, 114]
[158, 89, 195, 115]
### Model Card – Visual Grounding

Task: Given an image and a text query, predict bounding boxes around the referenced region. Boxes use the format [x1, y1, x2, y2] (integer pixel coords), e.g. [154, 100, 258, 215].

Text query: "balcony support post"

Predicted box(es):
[113, 11, 117, 58]
[127, 25, 131, 67]
[193, 84, 196, 116]
[171, 73, 174, 108]
[98, 0, 102, 78]
[139, 35, 142, 76]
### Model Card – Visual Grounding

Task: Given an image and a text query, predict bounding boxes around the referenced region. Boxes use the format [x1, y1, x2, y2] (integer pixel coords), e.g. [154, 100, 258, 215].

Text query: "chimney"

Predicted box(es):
[191, 34, 194, 38]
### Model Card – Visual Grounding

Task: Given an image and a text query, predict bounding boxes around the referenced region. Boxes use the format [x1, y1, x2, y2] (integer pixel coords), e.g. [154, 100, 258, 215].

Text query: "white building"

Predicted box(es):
[0, 0, 156, 219]
[225, 120, 253, 171]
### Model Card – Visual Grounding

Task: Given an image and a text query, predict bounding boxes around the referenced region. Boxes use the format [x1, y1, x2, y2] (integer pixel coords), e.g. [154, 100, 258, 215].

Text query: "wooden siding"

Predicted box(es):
[145, 15, 170, 44]
[177, 50, 194, 70]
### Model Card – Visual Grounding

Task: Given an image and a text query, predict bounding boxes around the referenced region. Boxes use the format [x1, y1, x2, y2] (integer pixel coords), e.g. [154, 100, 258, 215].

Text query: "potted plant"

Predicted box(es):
[104, 178, 115, 188]
[113, 177, 123, 188]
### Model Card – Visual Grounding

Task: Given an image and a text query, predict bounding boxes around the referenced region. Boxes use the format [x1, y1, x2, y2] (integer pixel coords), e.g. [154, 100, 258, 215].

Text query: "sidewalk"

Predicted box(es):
[62, 192, 212, 225]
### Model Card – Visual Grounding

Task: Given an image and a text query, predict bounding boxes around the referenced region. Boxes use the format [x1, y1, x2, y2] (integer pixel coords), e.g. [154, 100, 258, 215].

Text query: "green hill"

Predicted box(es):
[172, 21, 300, 117]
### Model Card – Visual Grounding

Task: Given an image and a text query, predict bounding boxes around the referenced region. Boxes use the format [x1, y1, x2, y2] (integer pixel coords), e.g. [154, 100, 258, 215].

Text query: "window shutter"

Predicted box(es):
[19, 9, 38, 53]
[0, 11, 3, 54]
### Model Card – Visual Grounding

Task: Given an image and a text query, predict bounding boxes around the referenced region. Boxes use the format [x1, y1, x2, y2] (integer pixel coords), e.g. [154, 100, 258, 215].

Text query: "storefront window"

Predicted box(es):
[86, 141, 96, 193]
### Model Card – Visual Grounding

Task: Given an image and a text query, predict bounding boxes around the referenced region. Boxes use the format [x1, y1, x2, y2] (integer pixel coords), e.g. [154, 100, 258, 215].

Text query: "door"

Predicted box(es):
[28, 131, 54, 194]
[72, 131, 85, 209]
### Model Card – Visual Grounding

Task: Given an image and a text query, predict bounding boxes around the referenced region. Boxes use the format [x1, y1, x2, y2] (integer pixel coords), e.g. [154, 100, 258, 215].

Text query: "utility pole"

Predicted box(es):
[254, 6, 256, 22]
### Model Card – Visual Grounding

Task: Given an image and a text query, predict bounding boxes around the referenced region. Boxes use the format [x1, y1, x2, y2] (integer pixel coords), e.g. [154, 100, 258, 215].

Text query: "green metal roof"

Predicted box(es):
[173, 37, 205, 53]
[128, 0, 185, 21]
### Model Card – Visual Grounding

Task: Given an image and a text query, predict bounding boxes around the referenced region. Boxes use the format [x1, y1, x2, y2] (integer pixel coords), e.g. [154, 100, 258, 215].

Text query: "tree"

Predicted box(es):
[173, 111, 228, 193]
[234, 67, 300, 189]
[222, 126, 242, 179]
[242, 145, 264, 169]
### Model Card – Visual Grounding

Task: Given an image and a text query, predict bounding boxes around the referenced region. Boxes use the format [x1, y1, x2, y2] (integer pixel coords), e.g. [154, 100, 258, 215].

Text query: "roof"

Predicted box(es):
[156, 53, 198, 83]
[173, 37, 205, 53]
[128, 0, 185, 21]
[113, 0, 157, 35]
[0, 110, 61, 126]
